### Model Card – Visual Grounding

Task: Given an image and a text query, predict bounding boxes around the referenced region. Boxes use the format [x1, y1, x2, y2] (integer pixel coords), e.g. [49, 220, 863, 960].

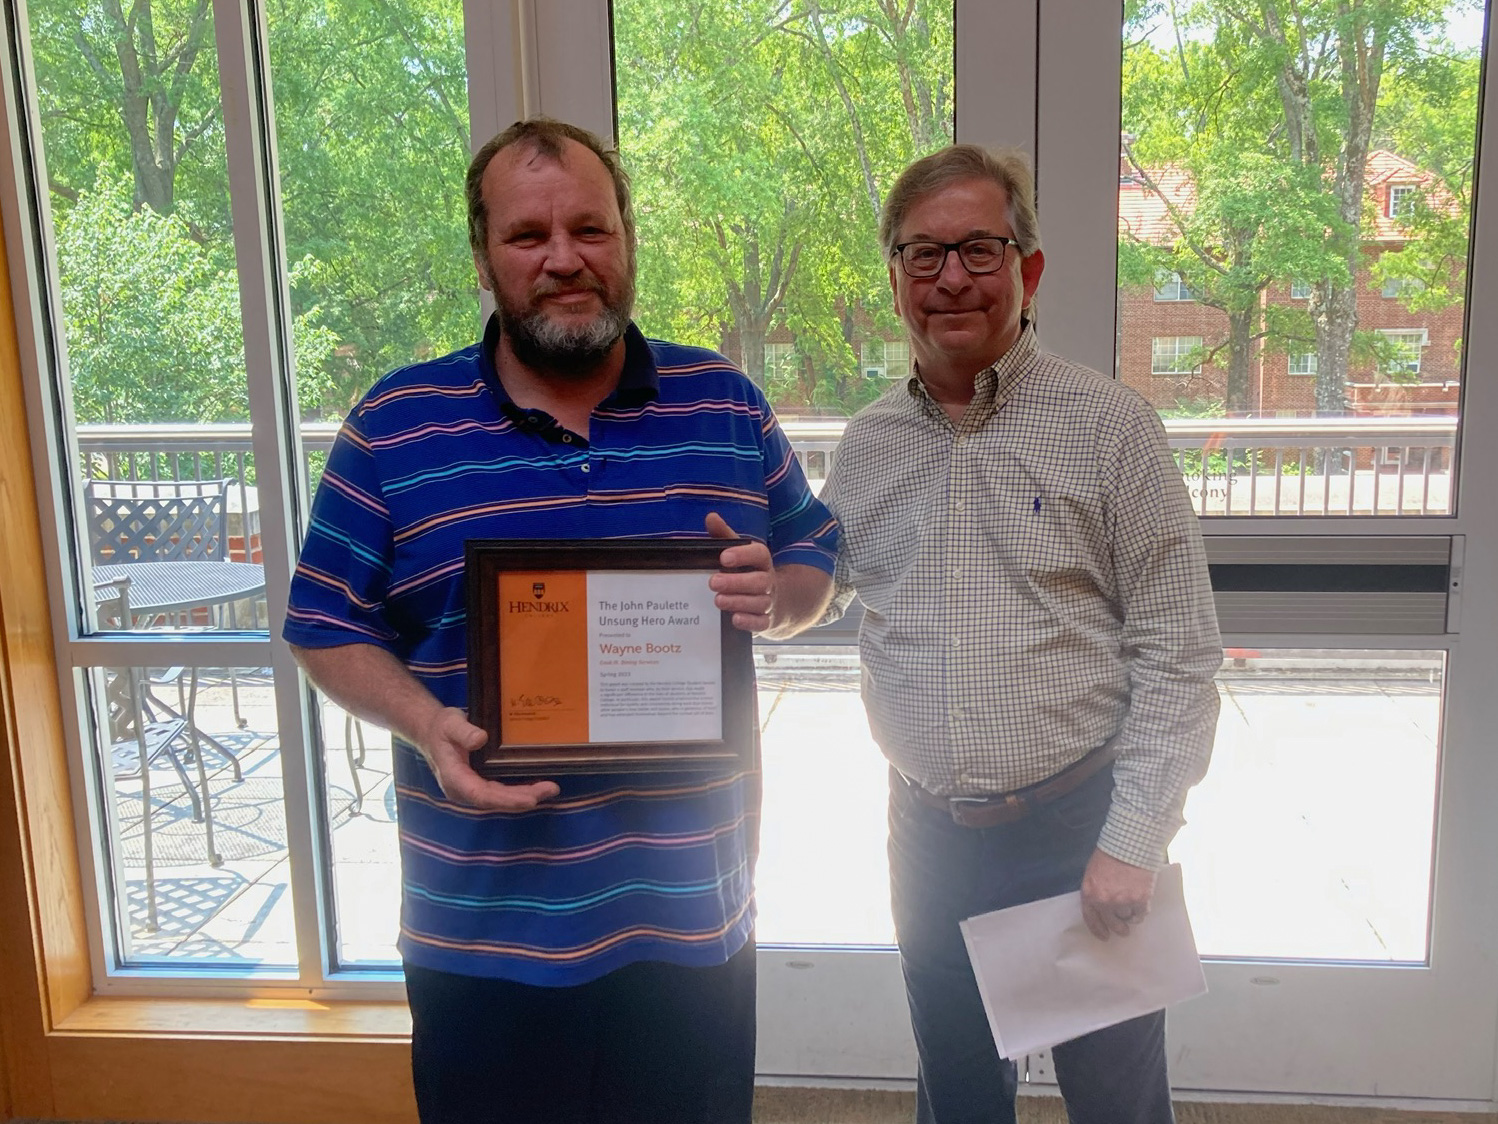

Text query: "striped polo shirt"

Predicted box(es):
[284, 316, 838, 984]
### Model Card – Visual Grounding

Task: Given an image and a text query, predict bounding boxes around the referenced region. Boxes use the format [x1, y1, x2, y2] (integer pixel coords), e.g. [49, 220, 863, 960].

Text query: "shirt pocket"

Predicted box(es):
[979, 459, 1106, 598]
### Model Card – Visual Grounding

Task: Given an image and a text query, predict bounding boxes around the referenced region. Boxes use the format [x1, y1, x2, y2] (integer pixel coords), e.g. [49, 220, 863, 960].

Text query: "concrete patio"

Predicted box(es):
[105, 649, 1442, 968]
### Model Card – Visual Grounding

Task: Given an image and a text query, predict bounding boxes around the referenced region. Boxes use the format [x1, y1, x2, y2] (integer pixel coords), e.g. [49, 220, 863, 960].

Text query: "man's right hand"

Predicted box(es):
[414, 706, 561, 811]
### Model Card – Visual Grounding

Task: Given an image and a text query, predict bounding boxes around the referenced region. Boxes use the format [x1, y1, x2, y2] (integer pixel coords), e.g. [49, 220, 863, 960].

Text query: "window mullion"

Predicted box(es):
[211, 0, 328, 988]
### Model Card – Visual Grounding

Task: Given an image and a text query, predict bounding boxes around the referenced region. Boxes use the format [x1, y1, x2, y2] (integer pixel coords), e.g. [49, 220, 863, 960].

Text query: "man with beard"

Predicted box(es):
[284, 118, 837, 1124]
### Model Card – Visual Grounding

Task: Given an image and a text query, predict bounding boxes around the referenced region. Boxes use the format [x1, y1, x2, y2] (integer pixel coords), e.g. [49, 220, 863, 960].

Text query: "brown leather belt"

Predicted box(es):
[896, 738, 1120, 828]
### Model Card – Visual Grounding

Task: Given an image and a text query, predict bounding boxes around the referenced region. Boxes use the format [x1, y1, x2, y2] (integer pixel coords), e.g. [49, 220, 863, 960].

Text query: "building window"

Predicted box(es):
[1154, 270, 1193, 301]
[1289, 350, 1318, 376]
[765, 341, 798, 385]
[1290, 280, 1312, 300]
[885, 339, 911, 380]
[1379, 329, 1428, 376]
[1152, 335, 1203, 375]
[862, 338, 911, 380]
[1382, 276, 1426, 299]
[1388, 184, 1418, 217]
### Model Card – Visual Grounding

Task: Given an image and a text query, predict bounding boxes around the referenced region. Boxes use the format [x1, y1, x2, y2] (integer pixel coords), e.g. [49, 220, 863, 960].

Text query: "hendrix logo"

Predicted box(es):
[508, 583, 570, 614]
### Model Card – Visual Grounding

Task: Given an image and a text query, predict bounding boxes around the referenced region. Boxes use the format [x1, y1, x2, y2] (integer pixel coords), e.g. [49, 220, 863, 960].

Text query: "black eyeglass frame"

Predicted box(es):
[891, 236, 1020, 278]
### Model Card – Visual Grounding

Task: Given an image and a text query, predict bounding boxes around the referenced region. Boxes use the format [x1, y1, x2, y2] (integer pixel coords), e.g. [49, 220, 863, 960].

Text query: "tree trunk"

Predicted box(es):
[1314, 282, 1356, 414]
[1316, 2, 1383, 415]
[84, 0, 214, 215]
[738, 326, 768, 390]
[1226, 309, 1256, 415]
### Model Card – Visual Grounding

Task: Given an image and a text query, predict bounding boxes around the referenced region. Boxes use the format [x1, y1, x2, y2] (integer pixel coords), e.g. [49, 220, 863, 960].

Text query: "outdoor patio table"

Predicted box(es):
[92, 559, 265, 619]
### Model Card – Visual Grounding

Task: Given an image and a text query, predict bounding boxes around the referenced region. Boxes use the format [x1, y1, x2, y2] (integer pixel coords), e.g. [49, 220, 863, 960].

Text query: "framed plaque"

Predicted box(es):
[465, 538, 756, 776]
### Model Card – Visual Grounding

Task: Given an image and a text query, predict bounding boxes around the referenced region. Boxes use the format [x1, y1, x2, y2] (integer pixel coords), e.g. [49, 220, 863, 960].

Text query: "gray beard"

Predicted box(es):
[499, 291, 633, 377]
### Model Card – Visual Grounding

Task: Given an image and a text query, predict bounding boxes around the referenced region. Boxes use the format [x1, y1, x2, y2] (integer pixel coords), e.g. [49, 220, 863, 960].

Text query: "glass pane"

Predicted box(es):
[318, 692, 401, 967]
[91, 663, 295, 968]
[614, 0, 955, 946]
[25, 0, 271, 627]
[613, 0, 955, 428]
[264, 0, 473, 508]
[757, 646, 1442, 957]
[1118, 3, 1483, 515]
[1176, 649, 1442, 962]
[756, 645, 893, 945]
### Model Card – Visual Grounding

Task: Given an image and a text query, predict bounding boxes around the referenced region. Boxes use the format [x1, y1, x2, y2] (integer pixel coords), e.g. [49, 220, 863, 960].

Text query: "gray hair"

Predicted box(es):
[466, 117, 637, 262]
[879, 144, 1042, 261]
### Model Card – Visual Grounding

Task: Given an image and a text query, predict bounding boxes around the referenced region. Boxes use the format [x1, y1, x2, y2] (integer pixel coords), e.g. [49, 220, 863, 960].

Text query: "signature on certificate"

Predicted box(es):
[510, 693, 563, 709]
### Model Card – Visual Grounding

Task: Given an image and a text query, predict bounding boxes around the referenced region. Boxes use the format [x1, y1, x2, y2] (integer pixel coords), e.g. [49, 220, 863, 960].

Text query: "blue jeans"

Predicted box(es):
[888, 763, 1175, 1124]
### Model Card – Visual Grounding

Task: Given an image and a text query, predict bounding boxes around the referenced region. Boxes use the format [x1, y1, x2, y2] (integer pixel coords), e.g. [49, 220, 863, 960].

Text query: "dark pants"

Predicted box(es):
[404, 939, 757, 1124]
[888, 764, 1175, 1124]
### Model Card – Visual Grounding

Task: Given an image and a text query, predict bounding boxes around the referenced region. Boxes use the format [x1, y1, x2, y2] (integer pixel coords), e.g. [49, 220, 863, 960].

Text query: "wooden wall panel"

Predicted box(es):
[0, 191, 79, 1119]
[48, 1037, 417, 1124]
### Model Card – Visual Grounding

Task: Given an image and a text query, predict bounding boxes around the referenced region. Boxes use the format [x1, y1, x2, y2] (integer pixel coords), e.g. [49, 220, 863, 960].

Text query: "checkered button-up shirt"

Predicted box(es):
[822, 324, 1221, 868]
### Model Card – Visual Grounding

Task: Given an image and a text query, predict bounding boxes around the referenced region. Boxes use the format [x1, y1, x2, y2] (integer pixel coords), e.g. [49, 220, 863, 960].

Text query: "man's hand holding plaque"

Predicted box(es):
[461, 515, 831, 779]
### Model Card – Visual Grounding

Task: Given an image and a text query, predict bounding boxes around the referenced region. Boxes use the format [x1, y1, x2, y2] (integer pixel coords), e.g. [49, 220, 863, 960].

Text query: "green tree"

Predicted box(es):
[616, 0, 951, 414]
[266, 0, 475, 414]
[56, 172, 335, 424]
[1121, 11, 1346, 413]
[1371, 44, 1480, 318]
[30, 0, 228, 224]
[1125, 0, 1477, 415]
[1214, 0, 1457, 413]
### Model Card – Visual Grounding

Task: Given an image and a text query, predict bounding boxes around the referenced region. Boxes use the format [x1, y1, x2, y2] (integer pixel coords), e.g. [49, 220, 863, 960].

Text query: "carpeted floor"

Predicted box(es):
[750, 1087, 1498, 1123]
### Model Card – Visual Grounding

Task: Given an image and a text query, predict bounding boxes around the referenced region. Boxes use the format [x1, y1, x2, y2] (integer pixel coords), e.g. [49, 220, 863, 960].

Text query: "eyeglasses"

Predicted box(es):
[892, 236, 1018, 278]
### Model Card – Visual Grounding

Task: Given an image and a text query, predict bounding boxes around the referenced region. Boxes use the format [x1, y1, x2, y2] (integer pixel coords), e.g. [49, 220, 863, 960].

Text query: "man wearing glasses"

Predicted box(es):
[820, 145, 1221, 1123]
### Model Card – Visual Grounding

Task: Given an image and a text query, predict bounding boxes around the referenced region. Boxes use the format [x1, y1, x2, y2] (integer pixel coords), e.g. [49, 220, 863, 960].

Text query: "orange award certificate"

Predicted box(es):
[496, 570, 590, 745]
[469, 540, 750, 774]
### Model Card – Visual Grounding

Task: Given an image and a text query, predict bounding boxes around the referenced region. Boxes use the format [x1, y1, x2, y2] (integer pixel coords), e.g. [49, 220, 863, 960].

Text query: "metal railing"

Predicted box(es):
[76, 414, 1458, 523]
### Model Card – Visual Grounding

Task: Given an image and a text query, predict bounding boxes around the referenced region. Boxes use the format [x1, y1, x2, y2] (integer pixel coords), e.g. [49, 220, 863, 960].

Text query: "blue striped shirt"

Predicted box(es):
[284, 317, 838, 984]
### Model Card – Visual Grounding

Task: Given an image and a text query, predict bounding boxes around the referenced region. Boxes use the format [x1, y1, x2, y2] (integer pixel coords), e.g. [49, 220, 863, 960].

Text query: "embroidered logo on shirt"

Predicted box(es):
[1032, 497, 1043, 514]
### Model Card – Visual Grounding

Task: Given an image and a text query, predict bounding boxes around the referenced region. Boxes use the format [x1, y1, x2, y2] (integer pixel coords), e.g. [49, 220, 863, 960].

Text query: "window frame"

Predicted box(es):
[1379, 328, 1430, 376]
[1153, 269, 1193, 301]
[1151, 334, 1203, 375]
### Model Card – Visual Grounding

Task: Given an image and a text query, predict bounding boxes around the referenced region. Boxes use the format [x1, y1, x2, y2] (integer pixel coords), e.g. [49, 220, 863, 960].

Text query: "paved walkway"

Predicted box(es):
[109, 653, 1444, 968]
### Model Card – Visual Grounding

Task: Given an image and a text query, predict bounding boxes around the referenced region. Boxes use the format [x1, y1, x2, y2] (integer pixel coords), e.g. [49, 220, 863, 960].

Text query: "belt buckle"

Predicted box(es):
[952, 791, 1000, 827]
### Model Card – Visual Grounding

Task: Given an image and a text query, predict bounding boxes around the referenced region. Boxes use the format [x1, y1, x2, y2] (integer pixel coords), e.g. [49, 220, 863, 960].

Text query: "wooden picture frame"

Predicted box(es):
[465, 538, 755, 775]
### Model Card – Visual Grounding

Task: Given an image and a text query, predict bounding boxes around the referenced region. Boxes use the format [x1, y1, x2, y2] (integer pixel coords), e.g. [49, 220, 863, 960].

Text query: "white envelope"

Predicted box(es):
[958, 862, 1207, 1059]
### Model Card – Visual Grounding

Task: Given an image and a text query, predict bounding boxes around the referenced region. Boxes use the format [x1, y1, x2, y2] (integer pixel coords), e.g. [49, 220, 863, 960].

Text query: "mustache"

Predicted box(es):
[533, 277, 606, 299]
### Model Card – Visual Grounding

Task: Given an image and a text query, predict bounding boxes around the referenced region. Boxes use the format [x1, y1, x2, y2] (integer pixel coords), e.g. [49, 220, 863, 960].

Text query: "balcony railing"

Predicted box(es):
[75, 414, 1458, 526]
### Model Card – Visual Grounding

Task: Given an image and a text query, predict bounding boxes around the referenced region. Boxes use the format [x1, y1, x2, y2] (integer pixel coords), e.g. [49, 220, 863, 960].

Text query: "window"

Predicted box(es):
[1382, 276, 1427, 298]
[1117, 1, 1475, 516]
[1154, 270, 1193, 301]
[765, 341, 799, 386]
[12, 0, 471, 976]
[1152, 335, 1203, 375]
[1380, 329, 1429, 376]
[885, 340, 911, 381]
[614, 0, 953, 420]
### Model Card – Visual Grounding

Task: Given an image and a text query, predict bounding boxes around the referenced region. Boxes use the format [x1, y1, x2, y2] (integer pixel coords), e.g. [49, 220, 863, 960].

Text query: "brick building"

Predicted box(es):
[1118, 150, 1464, 418]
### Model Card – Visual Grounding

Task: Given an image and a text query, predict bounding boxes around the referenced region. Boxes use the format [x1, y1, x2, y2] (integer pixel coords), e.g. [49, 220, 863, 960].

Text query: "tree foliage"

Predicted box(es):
[29, 0, 1478, 426]
[616, 0, 952, 414]
[31, 0, 474, 424]
[1123, 0, 1480, 415]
